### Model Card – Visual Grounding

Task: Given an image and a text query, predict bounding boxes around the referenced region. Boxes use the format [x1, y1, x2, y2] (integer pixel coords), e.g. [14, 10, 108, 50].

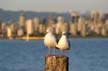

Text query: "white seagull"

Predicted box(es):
[56, 31, 70, 52]
[44, 27, 58, 54]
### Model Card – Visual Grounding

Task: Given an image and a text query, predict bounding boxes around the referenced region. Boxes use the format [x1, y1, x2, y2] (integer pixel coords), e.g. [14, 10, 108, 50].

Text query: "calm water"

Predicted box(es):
[0, 38, 108, 71]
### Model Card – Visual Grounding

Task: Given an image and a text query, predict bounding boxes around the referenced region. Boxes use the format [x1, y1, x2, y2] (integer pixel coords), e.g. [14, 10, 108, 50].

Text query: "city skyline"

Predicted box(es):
[0, 0, 108, 13]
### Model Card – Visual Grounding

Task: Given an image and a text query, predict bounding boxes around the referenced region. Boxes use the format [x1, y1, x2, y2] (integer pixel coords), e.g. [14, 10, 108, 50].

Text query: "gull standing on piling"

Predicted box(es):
[56, 31, 70, 52]
[44, 27, 58, 54]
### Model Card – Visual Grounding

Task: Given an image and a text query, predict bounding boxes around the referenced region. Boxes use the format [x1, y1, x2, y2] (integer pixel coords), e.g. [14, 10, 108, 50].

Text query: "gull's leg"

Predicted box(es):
[48, 47, 50, 54]
[54, 48, 55, 55]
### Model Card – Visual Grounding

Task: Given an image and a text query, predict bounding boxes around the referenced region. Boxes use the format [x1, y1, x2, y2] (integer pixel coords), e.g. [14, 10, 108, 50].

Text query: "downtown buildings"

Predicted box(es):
[0, 11, 108, 39]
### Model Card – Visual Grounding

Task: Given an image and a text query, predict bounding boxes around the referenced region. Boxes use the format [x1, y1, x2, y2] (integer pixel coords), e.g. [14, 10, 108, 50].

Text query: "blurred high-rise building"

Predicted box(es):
[105, 20, 108, 31]
[9, 23, 17, 36]
[46, 16, 56, 30]
[69, 23, 77, 36]
[69, 11, 80, 23]
[81, 24, 86, 37]
[102, 13, 108, 23]
[38, 24, 46, 35]
[1, 23, 6, 36]
[33, 17, 40, 32]
[25, 19, 34, 35]
[55, 16, 65, 35]
[77, 16, 87, 36]
[19, 13, 25, 27]
[94, 24, 100, 35]
[101, 26, 107, 36]
[91, 11, 100, 23]
[6, 26, 12, 38]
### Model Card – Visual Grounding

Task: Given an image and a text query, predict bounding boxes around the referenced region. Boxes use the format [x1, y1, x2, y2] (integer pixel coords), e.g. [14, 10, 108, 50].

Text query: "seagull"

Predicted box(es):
[44, 27, 58, 54]
[56, 31, 70, 53]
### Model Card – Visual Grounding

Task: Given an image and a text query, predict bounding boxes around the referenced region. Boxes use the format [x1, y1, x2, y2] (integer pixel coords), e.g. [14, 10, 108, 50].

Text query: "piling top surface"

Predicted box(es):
[46, 54, 68, 58]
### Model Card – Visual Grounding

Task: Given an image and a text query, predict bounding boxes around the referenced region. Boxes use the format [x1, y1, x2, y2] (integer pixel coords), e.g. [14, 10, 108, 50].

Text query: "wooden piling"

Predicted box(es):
[45, 55, 68, 71]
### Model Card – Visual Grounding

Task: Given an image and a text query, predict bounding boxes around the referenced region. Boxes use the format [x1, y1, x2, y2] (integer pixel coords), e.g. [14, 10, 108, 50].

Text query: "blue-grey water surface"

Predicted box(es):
[0, 38, 108, 71]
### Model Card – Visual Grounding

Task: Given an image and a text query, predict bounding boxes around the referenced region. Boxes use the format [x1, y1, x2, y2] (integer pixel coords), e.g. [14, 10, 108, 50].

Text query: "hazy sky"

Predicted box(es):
[0, 0, 108, 13]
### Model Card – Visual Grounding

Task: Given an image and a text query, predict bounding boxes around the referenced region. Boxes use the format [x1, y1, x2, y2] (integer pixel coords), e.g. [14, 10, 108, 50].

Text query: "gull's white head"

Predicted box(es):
[62, 31, 67, 35]
[46, 27, 54, 33]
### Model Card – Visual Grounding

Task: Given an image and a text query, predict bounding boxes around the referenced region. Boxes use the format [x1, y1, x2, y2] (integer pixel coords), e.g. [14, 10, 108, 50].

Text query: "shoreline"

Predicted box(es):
[16, 36, 44, 40]
[0, 36, 108, 40]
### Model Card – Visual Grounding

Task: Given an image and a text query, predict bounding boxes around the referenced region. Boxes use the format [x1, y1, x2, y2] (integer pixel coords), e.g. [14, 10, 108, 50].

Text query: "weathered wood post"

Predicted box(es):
[45, 54, 68, 71]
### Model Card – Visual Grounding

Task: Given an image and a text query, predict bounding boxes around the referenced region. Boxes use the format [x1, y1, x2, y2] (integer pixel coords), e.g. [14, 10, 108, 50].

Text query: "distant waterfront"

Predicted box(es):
[0, 10, 108, 39]
[0, 36, 108, 40]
